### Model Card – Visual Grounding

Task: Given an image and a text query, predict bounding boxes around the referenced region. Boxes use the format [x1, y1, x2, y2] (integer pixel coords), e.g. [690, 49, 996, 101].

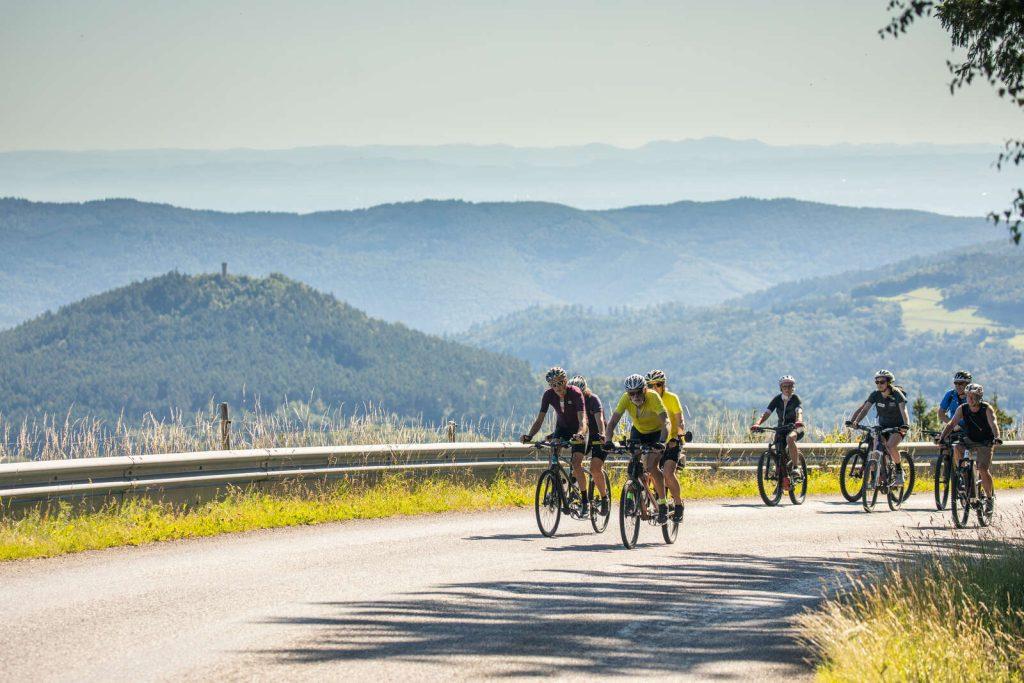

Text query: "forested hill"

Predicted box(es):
[0, 196, 998, 333]
[459, 245, 1024, 421]
[0, 273, 535, 423]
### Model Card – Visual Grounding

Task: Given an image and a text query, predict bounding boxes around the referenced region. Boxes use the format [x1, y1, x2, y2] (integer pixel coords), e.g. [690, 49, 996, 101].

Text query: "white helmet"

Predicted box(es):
[966, 383, 984, 397]
[874, 369, 895, 383]
[778, 375, 796, 386]
[624, 374, 646, 391]
[568, 375, 588, 391]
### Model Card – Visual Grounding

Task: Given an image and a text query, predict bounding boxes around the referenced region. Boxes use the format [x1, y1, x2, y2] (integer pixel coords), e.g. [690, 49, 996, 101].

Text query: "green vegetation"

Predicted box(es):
[0, 272, 535, 424]
[799, 514, 1024, 681]
[0, 196, 996, 332]
[3, 469, 1022, 562]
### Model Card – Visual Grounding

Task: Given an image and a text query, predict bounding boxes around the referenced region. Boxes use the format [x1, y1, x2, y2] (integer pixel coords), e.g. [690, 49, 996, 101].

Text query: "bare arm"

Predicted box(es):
[899, 402, 910, 430]
[669, 411, 683, 441]
[795, 407, 804, 426]
[939, 406, 964, 441]
[987, 406, 1001, 441]
[594, 408, 606, 441]
[605, 411, 623, 443]
[659, 411, 669, 443]
[848, 401, 872, 425]
[575, 410, 588, 439]
[521, 410, 547, 442]
[752, 410, 771, 428]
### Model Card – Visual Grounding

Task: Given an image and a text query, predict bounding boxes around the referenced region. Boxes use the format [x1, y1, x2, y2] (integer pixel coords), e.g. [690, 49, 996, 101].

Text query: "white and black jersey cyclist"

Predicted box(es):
[937, 383, 1001, 514]
[750, 375, 805, 488]
[846, 369, 910, 487]
[568, 375, 610, 516]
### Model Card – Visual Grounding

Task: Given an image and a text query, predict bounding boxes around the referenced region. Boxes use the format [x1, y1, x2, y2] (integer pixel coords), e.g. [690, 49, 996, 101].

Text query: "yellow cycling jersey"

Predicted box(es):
[614, 390, 667, 435]
[661, 391, 683, 439]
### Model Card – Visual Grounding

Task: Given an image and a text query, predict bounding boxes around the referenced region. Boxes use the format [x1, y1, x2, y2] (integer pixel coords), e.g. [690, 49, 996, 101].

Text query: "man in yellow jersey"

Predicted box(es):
[604, 373, 671, 524]
[646, 370, 685, 523]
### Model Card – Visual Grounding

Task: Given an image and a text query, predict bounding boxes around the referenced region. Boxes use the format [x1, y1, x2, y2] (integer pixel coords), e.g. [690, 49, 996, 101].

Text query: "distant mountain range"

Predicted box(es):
[0, 196, 1000, 333]
[0, 272, 535, 423]
[1, 138, 1018, 215]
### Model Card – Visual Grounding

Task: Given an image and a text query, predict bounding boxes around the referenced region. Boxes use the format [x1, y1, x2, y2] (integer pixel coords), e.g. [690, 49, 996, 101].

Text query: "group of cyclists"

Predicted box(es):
[521, 365, 1004, 522]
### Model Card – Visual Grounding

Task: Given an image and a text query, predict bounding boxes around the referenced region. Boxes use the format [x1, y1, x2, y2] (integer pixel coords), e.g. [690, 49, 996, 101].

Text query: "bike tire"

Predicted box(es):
[887, 456, 905, 511]
[951, 467, 971, 529]
[862, 458, 879, 512]
[840, 449, 866, 502]
[589, 467, 610, 533]
[977, 495, 993, 527]
[534, 470, 562, 537]
[900, 451, 916, 502]
[789, 454, 808, 505]
[662, 501, 682, 544]
[934, 452, 951, 510]
[619, 481, 642, 549]
[757, 451, 783, 506]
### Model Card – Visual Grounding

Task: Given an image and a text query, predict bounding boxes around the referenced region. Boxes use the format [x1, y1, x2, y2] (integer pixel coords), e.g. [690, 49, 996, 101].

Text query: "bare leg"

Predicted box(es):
[979, 447, 994, 496]
[570, 452, 588, 496]
[885, 433, 903, 464]
[786, 432, 800, 469]
[589, 458, 608, 497]
[663, 460, 681, 503]
[646, 452, 666, 499]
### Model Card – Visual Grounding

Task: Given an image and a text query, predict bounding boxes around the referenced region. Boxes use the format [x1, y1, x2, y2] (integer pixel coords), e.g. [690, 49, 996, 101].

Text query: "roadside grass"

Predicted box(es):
[798, 512, 1024, 681]
[3, 467, 1023, 563]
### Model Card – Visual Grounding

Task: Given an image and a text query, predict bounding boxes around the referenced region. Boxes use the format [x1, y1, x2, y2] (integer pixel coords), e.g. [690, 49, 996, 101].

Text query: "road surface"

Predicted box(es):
[1, 490, 1020, 681]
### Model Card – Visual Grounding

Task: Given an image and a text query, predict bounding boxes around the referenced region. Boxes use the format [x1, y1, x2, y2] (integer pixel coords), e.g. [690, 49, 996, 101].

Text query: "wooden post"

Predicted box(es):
[219, 402, 231, 450]
[446, 420, 457, 442]
[221, 262, 228, 277]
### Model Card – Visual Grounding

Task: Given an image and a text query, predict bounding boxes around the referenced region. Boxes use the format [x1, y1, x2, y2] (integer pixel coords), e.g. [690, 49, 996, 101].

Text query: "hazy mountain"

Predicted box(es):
[0, 272, 535, 423]
[1, 138, 1018, 215]
[0, 196, 999, 333]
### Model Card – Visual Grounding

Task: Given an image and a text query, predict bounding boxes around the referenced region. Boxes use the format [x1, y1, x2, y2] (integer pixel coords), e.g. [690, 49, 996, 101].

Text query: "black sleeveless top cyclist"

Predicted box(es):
[962, 401, 995, 444]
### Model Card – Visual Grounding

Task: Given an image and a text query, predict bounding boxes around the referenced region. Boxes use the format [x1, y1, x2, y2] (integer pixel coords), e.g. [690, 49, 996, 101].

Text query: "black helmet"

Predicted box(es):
[645, 369, 667, 385]
[954, 370, 973, 382]
[568, 375, 588, 391]
[545, 367, 567, 383]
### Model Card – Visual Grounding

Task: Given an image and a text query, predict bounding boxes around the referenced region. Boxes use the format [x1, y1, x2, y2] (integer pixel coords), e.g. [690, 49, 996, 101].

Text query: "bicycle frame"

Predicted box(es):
[535, 440, 580, 514]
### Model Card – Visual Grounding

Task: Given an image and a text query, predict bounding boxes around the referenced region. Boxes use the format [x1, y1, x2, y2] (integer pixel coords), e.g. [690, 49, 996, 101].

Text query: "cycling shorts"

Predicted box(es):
[549, 427, 586, 454]
[660, 440, 684, 468]
[961, 437, 994, 468]
[630, 427, 662, 446]
[586, 438, 606, 462]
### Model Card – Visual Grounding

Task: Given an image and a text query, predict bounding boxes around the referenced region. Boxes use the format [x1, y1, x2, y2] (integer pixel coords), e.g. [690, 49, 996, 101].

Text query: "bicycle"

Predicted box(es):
[752, 425, 807, 506]
[924, 429, 955, 510]
[840, 428, 915, 503]
[532, 438, 610, 536]
[950, 436, 999, 529]
[606, 436, 689, 549]
[847, 423, 910, 512]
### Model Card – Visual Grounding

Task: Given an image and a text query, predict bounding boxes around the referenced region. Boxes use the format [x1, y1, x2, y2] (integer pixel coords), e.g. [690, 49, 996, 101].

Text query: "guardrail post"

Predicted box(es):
[219, 403, 232, 450]
[446, 421, 457, 442]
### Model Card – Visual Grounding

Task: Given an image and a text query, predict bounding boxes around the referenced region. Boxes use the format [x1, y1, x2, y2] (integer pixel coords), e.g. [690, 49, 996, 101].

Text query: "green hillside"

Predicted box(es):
[0, 272, 535, 423]
[460, 291, 1024, 422]
[0, 196, 999, 333]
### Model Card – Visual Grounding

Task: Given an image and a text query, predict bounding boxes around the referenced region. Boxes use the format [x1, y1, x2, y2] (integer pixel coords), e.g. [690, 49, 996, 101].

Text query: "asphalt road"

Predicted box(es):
[1, 489, 1020, 682]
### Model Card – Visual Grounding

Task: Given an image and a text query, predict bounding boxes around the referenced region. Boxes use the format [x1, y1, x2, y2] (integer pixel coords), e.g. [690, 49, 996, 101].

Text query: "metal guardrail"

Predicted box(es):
[1, 440, 1022, 507]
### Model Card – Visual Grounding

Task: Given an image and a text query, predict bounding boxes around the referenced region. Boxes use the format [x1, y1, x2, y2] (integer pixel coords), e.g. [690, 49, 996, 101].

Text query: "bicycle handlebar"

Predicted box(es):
[751, 424, 796, 434]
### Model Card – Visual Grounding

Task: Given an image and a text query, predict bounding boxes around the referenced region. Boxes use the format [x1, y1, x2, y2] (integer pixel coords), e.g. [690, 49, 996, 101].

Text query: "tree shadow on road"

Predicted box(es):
[248, 550, 879, 677]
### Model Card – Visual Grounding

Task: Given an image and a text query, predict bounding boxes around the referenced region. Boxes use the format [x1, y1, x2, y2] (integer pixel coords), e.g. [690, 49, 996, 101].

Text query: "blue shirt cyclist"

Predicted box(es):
[938, 370, 972, 428]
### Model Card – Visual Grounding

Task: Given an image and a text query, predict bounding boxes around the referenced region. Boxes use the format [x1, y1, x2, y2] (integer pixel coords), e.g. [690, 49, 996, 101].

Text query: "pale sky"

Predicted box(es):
[1, 0, 1019, 151]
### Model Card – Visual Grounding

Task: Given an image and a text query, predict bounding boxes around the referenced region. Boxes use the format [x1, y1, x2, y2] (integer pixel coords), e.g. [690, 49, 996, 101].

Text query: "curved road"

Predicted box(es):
[1, 490, 1020, 681]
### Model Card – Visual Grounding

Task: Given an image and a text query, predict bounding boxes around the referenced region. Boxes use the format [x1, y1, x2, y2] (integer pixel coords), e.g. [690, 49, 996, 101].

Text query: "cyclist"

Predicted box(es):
[521, 367, 590, 513]
[568, 375, 610, 516]
[645, 369, 685, 522]
[604, 373, 671, 524]
[936, 382, 1001, 514]
[845, 369, 909, 487]
[750, 375, 805, 490]
[937, 369, 972, 427]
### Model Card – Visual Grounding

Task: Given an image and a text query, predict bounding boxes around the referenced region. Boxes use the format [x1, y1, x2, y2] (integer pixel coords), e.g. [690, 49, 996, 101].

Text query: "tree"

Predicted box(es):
[988, 392, 1016, 428]
[882, 1, 1024, 243]
[913, 392, 941, 433]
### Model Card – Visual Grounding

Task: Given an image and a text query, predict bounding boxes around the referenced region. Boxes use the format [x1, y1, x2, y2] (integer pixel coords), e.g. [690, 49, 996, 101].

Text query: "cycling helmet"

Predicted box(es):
[778, 375, 796, 386]
[545, 366, 567, 383]
[624, 374, 647, 392]
[874, 369, 895, 383]
[645, 369, 667, 385]
[954, 370, 973, 382]
[966, 383, 984, 397]
[568, 375, 588, 391]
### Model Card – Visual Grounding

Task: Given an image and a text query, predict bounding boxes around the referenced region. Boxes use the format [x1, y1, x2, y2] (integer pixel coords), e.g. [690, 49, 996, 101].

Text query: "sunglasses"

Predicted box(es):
[780, 383, 794, 389]
[954, 381, 968, 385]
[627, 389, 645, 397]
[874, 380, 888, 385]
[648, 382, 665, 388]
[548, 380, 566, 388]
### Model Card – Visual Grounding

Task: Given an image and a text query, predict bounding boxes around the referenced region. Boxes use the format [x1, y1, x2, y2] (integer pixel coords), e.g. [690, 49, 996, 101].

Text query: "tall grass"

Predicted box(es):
[798, 513, 1024, 681]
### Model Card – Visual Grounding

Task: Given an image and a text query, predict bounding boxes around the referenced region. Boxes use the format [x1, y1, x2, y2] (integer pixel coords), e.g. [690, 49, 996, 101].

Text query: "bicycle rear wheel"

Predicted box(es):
[789, 455, 807, 505]
[757, 451, 783, 506]
[934, 453, 951, 510]
[662, 501, 682, 544]
[862, 458, 879, 512]
[977, 494, 993, 527]
[951, 468, 971, 529]
[619, 480, 642, 549]
[589, 467, 610, 533]
[887, 456, 906, 511]
[840, 449, 866, 502]
[534, 470, 562, 537]
[900, 452, 916, 502]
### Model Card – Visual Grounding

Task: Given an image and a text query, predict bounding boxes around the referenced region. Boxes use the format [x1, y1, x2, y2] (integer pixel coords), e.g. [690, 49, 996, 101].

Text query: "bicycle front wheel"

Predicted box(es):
[662, 501, 682, 544]
[757, 451, 783, 506]
[589, 467, 610, 533]
[535, 470, 562, 537]
[619, 480, 642, 549]
[934, 453, 951, 510]
[862, 459, 879, 512]
[840, 449, 866, 502]
[900, 452, 916, 502]
[789, 455, 808, 505]
[887, 457, 906, 511]
[951, 468, 971, 529]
